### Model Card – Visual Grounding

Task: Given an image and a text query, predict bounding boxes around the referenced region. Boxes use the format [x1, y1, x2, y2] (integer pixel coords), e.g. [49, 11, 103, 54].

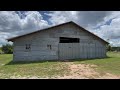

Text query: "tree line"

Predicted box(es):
[0, 44, 13, 54]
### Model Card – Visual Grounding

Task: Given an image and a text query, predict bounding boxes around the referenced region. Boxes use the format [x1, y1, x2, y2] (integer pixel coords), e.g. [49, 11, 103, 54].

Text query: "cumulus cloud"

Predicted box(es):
[0, 11, 50, 46]
[89, 11, 120, 46]
[0, 11, 21, 32]
[0, 32, 15, 47]
[0, 11, 49, 33]
[0, 11, 120, 46]
[47, 11, 112, 28]
[47, 11, 79, 25]
[21, 11, 49, 33]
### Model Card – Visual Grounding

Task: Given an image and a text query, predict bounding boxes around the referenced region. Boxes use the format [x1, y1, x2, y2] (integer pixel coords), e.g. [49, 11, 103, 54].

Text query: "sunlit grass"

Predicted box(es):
[0, 52, 120, 78]
[74, 52, 120, 75]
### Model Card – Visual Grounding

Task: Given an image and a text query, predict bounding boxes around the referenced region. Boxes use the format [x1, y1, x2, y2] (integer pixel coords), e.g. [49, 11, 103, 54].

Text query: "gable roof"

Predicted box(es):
[7, 21, 109, 44]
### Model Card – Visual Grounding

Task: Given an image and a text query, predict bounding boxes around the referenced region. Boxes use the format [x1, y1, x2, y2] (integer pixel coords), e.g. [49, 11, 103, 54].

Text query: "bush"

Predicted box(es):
[106, 44, 112, 51]
[1, 44, 13, 54]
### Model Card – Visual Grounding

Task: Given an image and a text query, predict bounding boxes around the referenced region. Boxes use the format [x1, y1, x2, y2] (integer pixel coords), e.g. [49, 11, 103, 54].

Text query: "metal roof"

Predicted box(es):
[7, 21, 109, 44]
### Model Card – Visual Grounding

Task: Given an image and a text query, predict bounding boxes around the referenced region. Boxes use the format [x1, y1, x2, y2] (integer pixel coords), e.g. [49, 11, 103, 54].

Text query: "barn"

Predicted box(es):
[8, 21, 109, 61]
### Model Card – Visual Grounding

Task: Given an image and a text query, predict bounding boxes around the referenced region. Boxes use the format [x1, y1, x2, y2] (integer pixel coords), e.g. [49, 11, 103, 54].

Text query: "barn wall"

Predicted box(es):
[13, 23, 107, 61]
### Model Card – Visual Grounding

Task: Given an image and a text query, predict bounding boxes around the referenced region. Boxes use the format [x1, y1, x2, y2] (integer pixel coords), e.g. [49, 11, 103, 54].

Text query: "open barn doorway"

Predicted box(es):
[58, 37, 80, 60]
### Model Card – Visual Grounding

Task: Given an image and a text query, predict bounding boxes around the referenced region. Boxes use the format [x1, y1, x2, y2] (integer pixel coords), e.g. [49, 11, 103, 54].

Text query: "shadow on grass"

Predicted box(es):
[6, 56, 112, 65]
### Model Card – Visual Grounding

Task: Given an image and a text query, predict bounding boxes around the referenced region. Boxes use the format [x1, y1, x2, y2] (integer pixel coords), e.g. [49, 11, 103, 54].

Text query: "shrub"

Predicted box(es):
[106, 44, 112, 51]
[1, 44, 13, 54]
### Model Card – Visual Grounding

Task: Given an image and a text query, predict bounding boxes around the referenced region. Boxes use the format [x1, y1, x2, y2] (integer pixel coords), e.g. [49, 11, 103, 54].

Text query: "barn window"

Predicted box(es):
[47, 44, 52, 50]
[25, 44, 31, 51]
[59, 37, 80, 43]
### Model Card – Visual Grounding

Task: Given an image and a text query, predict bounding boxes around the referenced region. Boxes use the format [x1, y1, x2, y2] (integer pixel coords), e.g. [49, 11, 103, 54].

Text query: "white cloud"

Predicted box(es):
[48, 11, 111, 28]
[0, 32, 14, 47]
[22, 11, 49, 32]
[48, 11, 79, 25]
[0, 11, 50, 46]
[0, 11, 21, 32]
[90, 12, 120, 46]
[0, 11, 49, 33]
[0, 11, 120, 47]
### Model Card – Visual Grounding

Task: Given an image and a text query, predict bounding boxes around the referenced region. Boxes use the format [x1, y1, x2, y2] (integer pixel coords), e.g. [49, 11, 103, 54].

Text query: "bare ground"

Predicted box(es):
[55, 62, 120, 79]
[7, 62, 120, 79]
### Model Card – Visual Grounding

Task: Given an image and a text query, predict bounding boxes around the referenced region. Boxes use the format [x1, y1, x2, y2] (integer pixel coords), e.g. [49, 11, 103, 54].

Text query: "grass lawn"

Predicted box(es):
[0, 52, 120, 78]
[74, 52, 120, 75]
[0, 54, 69, 78]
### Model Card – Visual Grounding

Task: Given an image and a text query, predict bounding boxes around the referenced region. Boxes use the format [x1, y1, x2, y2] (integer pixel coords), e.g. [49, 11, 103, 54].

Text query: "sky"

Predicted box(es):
[0, 11, 120, 47]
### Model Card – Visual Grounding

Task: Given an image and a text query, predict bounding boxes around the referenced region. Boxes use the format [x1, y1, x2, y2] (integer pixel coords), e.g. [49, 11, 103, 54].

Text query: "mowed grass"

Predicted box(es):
[0, 52, 120, 78]
[0, 54, 69, 78]
[74, 52, 120, 75]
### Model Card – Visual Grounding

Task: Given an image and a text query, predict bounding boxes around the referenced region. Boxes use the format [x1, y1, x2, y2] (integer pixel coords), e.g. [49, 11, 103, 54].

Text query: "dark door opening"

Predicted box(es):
[59, 37, 80, 43]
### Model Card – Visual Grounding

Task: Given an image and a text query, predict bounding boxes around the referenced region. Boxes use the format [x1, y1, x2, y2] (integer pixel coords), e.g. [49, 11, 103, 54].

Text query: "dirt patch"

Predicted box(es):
[6, 62, 120, 79]
[97, 73, 120, 79]
[54, 62, 99, 79]
[53, 62, 120, 79]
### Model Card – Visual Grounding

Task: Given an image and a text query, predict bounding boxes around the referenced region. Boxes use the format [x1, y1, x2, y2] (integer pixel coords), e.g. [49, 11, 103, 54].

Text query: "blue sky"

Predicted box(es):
[0, 11, 120, 47]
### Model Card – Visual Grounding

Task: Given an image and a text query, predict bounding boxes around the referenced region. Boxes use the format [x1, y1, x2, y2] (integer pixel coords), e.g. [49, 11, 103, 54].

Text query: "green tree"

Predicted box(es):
[106, 44, 112, 51]
[106, 39, 112, 51]
[1, 44, 13, 54]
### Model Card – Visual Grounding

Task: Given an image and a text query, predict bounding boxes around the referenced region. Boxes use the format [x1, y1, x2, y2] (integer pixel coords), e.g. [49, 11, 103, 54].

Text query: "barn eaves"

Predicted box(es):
[7, 21, 109, 44]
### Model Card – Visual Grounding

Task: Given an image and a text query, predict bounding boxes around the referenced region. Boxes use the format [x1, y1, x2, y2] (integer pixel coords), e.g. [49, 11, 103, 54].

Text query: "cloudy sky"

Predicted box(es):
[0, 11, 120, 47]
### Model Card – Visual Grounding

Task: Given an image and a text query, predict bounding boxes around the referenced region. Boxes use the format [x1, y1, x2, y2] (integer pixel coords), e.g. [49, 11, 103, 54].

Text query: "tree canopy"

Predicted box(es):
[1, 44, 13, 54]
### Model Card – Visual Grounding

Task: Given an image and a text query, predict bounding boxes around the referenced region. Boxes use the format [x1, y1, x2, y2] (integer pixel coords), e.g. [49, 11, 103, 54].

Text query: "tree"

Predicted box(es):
[1, 44, 13, 54]
[106, 44, 112, 51]
[106, 39, 112, 51]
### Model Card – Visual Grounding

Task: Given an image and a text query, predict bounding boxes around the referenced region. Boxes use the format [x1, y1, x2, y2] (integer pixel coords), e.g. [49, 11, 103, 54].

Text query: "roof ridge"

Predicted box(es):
[7, 21, 109, 44]
[7, 21, 73, 41]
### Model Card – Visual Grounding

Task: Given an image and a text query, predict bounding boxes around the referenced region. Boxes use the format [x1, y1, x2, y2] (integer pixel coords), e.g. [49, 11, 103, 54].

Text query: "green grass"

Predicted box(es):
[0, 52, 120, 78]
[0, 54, 69, 78]
[74, 52, 120, 75]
